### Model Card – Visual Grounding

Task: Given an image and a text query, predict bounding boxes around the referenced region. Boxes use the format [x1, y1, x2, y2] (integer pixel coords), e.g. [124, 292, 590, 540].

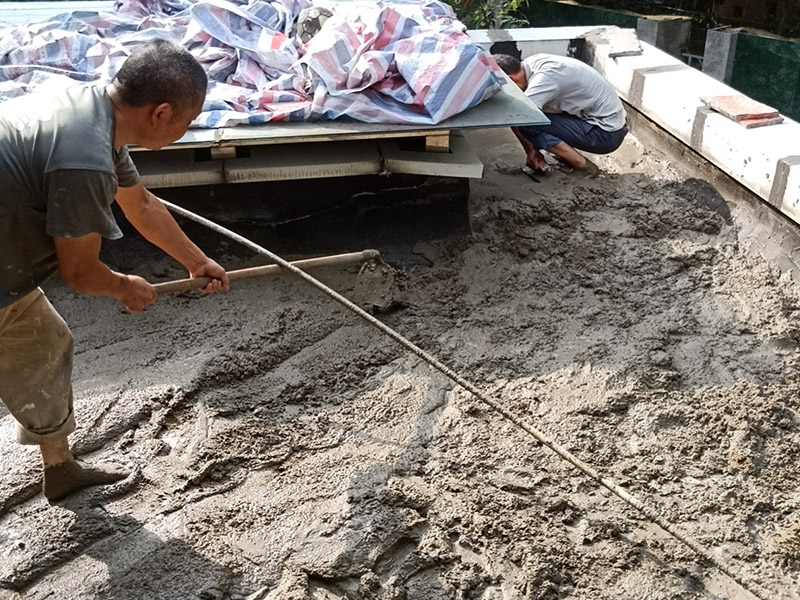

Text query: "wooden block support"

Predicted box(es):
[425, 132, 451, 153]
[210, 146, 237, 160]
[132, 135, 486, 185]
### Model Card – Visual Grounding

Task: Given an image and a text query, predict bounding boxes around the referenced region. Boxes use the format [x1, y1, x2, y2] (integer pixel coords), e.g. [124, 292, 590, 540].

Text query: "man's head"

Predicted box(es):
[493, 54, 527, 91]
[111, 40, 207, 149]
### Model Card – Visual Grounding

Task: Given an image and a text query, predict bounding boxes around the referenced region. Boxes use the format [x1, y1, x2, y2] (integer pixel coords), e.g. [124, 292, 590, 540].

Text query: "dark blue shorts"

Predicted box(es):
[519, 112, 628, 154]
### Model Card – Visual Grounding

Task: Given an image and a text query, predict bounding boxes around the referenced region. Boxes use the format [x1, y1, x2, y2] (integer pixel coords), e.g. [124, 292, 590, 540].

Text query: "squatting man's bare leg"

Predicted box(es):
[512, 126, 599, 178]
[546, 141, 600, 178]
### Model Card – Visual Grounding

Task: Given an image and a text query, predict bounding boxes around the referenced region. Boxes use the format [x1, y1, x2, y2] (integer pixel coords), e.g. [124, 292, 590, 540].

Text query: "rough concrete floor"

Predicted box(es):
[2, 128, 800, 600]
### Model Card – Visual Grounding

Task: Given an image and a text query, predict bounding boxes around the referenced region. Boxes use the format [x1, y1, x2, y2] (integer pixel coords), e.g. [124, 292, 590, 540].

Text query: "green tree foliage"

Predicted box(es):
[445, 0, 530, 29]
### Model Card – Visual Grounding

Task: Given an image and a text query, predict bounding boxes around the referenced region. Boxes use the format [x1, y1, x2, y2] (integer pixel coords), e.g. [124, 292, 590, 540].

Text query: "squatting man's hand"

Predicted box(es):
[526, 149, 548, 172]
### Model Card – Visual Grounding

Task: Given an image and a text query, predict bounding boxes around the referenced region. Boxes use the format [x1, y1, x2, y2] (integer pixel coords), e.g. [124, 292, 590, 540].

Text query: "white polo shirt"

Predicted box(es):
[522, 53, 627, 132]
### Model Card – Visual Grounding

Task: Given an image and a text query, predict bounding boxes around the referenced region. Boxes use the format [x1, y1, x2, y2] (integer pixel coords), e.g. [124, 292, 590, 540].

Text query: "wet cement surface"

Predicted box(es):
[2, 128, 800, 599]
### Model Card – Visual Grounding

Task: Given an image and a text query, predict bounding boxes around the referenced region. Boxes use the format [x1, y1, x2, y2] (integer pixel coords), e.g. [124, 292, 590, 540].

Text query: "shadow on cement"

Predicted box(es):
[5, 502, 232, 600]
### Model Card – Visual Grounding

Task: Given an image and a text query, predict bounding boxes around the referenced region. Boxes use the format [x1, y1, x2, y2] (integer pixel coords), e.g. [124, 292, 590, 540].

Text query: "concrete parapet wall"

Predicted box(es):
[471, 27, 800, 230]
[584, 33, 800, 226]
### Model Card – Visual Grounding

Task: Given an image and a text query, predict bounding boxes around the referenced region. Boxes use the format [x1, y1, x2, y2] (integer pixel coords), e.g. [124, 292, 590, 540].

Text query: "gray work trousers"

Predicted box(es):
[0, 288, 76, 444]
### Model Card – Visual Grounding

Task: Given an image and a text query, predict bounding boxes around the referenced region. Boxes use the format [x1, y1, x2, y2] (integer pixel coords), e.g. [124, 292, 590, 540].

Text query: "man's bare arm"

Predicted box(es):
[115, 182, 228, 293]
[512, 126, 534, 153]
[511, 127, 547, 171]
[54, 234, 156, 313]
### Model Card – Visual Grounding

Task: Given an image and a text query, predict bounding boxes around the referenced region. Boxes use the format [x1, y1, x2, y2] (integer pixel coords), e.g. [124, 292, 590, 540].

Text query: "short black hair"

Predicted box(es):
[493, 54, 523, 76]
[113, 39, 207, 113]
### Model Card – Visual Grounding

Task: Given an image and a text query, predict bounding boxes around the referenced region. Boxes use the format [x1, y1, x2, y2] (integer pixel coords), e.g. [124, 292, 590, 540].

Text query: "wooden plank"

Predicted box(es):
[701, 95, 780, 121]
[132, 135, 487, 185]
[224, 140, 382, 183]
[131, 150, 224, 189]
[378, 132, 484, 179]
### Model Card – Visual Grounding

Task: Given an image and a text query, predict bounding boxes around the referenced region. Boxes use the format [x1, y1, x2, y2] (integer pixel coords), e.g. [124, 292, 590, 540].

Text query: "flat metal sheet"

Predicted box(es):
[167, 81, 548, 150]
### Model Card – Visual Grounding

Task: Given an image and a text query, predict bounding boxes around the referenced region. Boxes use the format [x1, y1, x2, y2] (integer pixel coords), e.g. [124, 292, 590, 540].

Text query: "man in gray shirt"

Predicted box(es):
[0, 40, 229, 501]
[494, 53, 628, 177]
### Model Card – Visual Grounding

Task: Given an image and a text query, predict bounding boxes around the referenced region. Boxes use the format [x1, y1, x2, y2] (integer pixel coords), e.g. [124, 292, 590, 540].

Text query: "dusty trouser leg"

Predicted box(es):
[0, 289, 126, 500]
[0, 289, 76, 445]
[518, 113, 628, 173]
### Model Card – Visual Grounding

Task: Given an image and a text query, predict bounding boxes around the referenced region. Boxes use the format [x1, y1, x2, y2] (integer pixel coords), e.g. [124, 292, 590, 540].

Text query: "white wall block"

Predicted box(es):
[635, 67, 730, 141]
[770, 158, 800, 221]
[781, 164, 800, 222]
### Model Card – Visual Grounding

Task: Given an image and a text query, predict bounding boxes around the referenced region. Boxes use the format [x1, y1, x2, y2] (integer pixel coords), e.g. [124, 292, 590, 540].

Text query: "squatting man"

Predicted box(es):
[0, 40, 230, 502]
[494, 53, 628, 177]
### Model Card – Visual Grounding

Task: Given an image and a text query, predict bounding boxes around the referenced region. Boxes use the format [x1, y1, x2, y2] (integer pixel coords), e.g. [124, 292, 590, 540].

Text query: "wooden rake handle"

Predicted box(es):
[153, 249, 381, 295]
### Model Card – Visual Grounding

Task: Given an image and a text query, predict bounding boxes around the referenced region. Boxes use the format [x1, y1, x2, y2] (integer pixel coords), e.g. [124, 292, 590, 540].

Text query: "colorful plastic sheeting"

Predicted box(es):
[0, 0, 505, 127]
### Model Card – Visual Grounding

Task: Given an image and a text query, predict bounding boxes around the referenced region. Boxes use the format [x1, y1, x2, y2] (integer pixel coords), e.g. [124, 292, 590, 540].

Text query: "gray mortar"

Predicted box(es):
[1, 128, 800, 599]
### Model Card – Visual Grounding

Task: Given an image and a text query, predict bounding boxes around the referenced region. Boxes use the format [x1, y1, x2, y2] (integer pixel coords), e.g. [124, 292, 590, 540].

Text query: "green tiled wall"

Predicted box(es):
[730, 32, 800, 122]
[521, 0, 639, 28]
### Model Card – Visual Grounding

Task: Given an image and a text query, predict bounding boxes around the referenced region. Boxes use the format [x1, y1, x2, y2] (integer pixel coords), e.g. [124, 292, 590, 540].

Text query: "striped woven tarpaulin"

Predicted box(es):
[0, 0, 505, 127]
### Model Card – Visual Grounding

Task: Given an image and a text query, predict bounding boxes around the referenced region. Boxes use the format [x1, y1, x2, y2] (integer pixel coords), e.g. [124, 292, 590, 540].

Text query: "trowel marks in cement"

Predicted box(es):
[2, 130, 800, 599]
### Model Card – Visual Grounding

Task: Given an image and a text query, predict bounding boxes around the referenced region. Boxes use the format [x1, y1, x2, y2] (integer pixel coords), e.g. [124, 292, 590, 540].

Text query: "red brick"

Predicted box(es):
[738, 115, 785, 128]
[701, 95, 780, 121]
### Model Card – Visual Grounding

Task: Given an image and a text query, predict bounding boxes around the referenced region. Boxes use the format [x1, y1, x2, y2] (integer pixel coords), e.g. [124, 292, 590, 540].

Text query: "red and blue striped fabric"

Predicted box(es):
[0, 0, 504, 127]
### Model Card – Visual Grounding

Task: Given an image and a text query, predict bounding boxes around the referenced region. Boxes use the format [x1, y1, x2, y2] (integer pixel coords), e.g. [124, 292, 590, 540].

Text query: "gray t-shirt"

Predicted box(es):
[522, 54, 626, 132]
[0, 84, 139, 308]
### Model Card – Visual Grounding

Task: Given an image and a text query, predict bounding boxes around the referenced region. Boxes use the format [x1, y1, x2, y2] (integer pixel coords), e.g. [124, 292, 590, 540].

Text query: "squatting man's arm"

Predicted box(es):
[511, 126, 547, 171]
